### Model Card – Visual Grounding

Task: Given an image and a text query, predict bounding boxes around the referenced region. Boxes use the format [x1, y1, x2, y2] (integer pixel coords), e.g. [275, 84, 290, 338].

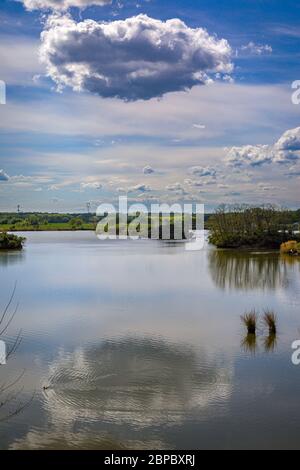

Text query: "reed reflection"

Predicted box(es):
[263, 334, 277, 353]
[241, 334, 257, 355]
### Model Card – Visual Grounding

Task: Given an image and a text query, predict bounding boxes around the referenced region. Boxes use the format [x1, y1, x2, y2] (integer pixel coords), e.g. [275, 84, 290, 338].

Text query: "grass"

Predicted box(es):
[263, 310, 277, 335]
[241, 310, 258, 335]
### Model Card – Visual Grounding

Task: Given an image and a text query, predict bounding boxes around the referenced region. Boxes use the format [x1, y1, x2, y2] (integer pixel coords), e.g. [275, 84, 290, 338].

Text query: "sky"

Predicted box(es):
[0, 0, 300, 212]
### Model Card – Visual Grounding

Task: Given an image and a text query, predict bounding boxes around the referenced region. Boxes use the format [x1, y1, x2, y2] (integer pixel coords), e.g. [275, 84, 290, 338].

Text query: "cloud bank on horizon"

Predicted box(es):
[40, 14, 233, 101]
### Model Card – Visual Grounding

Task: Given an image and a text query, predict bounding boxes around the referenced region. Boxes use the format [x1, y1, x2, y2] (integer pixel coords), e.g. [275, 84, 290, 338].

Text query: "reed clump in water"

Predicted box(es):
[241, 309, 278, 354]
[241, 311, 258, 335]
[263, 310, 277, 335]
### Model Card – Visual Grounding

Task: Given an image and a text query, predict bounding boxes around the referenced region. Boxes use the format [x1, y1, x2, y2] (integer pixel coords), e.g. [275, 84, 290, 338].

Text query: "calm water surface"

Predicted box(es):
[0, 232, 300, 449]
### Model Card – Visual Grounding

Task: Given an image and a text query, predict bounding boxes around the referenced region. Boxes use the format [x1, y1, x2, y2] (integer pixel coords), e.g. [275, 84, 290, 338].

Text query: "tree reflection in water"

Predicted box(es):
[209, 250, 289, 291]
[0, 251, 25, 267]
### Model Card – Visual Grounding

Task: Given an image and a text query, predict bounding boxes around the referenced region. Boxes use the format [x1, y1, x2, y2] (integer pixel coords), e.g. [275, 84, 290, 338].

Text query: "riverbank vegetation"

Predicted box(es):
[0, 212, 210, 238]
[0, 213, 95, 231]
[0, 233, 25, 250]
[0, 209, 299, 247]
[208, 205, 299, 249]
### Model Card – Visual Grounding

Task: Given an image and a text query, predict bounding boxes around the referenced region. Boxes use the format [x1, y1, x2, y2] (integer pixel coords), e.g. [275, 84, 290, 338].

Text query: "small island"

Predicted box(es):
[0, 232, 26, 250]
[208, 205, 300, 249]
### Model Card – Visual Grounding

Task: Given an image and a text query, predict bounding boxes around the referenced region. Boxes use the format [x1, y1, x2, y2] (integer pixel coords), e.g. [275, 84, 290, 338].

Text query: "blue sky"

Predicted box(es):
[0, 0, 299, 211]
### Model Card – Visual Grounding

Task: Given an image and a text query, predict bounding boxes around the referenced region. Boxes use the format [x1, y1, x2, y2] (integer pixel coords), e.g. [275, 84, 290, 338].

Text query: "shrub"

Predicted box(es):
[70, 218, 84, 230]
[0, 232, 26, 250]
[280, 240, 300, 255]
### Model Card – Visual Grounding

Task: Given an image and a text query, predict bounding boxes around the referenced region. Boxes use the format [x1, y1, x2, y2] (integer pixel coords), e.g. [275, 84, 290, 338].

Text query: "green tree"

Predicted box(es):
[70, 218, 84, 230]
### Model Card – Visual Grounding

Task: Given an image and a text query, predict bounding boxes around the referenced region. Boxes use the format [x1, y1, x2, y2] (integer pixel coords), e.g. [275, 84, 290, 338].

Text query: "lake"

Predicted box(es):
[0, 231, 300, 450]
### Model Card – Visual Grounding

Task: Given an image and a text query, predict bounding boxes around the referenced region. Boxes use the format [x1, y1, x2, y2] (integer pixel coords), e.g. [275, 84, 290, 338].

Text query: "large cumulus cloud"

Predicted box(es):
[226, 127, 300, 167]
[40, 14, 233, 101]
[22, 0, 111, 11]
[274, 127, 300, 161]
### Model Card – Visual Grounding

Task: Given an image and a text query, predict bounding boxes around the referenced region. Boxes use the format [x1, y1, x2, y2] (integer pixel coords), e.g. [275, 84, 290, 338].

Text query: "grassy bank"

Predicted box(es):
[0, 213, 97, 232]
[0, 223, 96, 232]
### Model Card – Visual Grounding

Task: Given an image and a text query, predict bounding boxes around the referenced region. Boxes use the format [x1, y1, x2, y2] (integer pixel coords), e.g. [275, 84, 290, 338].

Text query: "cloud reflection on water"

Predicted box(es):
[11, 336, 233, 449]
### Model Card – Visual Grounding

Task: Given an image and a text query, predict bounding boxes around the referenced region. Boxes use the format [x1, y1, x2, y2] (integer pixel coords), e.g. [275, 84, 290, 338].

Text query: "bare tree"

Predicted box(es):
[0, 283, 33, 422]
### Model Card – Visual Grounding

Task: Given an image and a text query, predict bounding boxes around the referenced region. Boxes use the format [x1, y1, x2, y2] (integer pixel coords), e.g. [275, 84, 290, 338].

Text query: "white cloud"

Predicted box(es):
[225, 127, 300, 167]
[274, 127, 300, 162]
[143, 165, 155, 175]
[166, 182, 183, 191]
[258, 183, 279, 192]
[188, 166, 217, 177]
[22, 0, 111, 11]
[128, 183, 151, 192]
[0, 170, 9, 181]
[40, 14, 233, 101]
[81, 181, 102, 190]
[240, 42, 272, 55]
[225, 145, 273, 167]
